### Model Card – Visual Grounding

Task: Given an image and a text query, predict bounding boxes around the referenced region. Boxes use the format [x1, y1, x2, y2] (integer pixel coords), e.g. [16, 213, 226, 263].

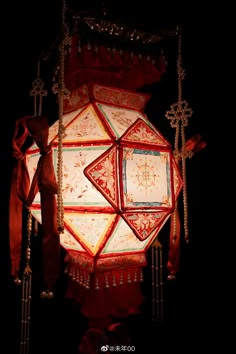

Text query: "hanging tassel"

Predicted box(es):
[26, 116, 60, 294]
[165, 27, 193, 278]
[151, 239, 164, 322]
[56, 0, 67, 234]
[20, 211, 32, 354]
[159, 243, 164, 321]
[9, 117, 31, 281]
[167, 207, 181, 279]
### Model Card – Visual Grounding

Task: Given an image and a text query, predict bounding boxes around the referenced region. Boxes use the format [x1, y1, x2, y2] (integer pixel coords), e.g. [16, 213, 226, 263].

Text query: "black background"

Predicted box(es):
[0, 1, 215, 353]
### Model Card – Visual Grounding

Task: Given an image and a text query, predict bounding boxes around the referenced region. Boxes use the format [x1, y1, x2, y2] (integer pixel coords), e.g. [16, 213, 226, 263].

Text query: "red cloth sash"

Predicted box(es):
[185, 134, 207, 155]
[65, 269, 144, 329]
[167, 209, 181, 278]
[26, 116, 60, 290]
[9, 115, 60, 290]
[9, 117, 31, 278]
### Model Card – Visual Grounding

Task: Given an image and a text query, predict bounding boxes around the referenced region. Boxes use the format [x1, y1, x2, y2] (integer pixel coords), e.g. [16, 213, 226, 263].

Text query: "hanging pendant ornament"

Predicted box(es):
[165, 28, 206, 280]
[20, 210, 33, 354]
[56, 0, 68, 235]
[151, 238, 164, 322]
[165, 27, 193, 280]
[29, 60, 48, 116]
[165, 27, 193, 244]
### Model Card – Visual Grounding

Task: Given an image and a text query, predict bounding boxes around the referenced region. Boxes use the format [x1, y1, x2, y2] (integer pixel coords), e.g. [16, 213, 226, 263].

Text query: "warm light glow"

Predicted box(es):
[26, 83, 183, 279]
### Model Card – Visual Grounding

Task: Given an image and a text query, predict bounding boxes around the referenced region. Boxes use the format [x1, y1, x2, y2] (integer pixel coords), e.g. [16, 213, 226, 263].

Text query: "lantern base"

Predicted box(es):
[65, 266, 145, 329]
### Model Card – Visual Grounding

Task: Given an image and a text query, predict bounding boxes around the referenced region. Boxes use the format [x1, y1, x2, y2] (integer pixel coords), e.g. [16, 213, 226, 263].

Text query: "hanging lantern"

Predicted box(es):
[24, 83, 183, 325]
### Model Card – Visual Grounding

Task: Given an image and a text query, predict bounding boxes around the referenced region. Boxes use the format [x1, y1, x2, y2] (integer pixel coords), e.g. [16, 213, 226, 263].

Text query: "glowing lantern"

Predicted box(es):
[25, 83, 182, 323]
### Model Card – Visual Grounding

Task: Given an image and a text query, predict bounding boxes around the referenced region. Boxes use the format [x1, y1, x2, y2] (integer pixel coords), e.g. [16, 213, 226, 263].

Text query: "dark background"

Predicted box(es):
[1, 1, 215, 353]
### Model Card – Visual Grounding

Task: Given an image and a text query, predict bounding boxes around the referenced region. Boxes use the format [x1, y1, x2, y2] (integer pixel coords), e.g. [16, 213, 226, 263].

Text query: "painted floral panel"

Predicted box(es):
[64, 212, 117, 255]
[122, 148, 172, 208]
[53, 146, 113, 207]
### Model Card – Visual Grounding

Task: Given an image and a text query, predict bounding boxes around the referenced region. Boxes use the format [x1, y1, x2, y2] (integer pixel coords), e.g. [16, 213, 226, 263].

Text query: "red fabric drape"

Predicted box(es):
[185, 134, 207, 155]
[167, 209, 181, 278]
[26, 116, 60, 290]
[9, 117, 31, 278]
[65, 270, 144, 329]
[64, 36, 166, 92]
[9, 115, 60, 288]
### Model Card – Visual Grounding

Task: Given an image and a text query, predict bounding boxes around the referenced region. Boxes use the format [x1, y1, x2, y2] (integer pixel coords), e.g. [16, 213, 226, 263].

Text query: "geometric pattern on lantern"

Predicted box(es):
[60, 227, 87, 252]
[95, 103, 144, 139]
[55, 104, 112, 144]
[122, 210, 170, 241]
[55, 146, 114, 209]
[84, 145, 119, 210]
[25, 84, 183, 273]
[27, 107, 85, 152]
[100, 213, 170, 255]
[119, 118, 169, 147]
[63, 212, 117, 256]
[120, 146, 172, 210]
[172, 156, 183, 199]
[26, 152, 41, 205]
[30, 209, 87, 252]
[96, 103, 170, 145]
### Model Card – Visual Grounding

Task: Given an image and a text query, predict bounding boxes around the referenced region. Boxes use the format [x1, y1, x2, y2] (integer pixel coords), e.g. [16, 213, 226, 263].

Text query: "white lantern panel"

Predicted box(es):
[26, 153, 40, 205]
[64, 212, 117, 256]
[31, 210, 87, 252]
[121, 148, 172, 209]
[48, 107, 85, 144]
[31, 209, 41, 223]
[27, 107, 85, 152]
[100, 216, 150, 254]
[53, 145, 113, 209]
[96, 103, 142, 138]
[60, 228, 87, 252]
[172, 157, 183, 199]
[54, 104, 112, 144]
[120, 118, 169, 147]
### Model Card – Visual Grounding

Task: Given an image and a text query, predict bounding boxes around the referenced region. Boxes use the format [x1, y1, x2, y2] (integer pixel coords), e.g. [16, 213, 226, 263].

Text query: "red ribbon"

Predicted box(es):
[9, 117, 31, 278]
[65, 269, 144, 329]
[167, 209, 181, 279]
[26, 116, 60, 290]
[185, 134, 207, 155]
[9, 115, 60, 290]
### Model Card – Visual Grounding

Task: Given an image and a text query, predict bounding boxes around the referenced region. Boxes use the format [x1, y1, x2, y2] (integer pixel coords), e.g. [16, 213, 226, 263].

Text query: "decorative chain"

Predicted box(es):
[56, 0, 67, 233]
[20, 210, 32, 354]
[81, 17, 163, 45]
[24, 211, 32, 275]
